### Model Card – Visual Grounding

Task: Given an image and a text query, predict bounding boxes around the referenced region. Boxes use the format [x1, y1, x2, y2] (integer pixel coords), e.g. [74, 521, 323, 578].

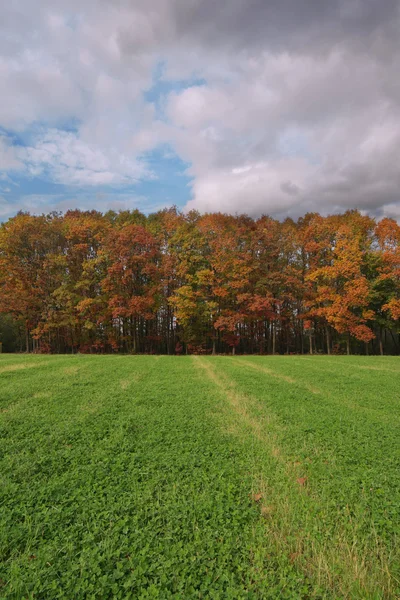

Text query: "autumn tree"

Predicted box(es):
[307, 214, 376, 354]
[101, 222, 161, 353]
[0, 207, 398, 355]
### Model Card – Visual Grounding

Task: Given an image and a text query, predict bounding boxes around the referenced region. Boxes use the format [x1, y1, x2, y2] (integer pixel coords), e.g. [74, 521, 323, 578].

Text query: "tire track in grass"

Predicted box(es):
[193, 356, 397, 599]
[234, 356, 395, 423]
[234, 357, 321, 395]
[228, 358, 400, 599]
[236, 357, 400, 427]
[192, 357, 328, 586]
[192, 355, 274, 444]
[0, 361, 50, 374]
[291, 356, 400, 375]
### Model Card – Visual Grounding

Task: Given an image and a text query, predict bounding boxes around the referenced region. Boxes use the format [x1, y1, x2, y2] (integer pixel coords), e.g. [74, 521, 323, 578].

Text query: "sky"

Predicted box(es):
[0, 0, 400, 221]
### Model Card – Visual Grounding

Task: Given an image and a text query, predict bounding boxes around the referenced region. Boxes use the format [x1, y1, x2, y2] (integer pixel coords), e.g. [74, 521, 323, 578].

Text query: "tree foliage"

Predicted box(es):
[0, 208, 399, 354]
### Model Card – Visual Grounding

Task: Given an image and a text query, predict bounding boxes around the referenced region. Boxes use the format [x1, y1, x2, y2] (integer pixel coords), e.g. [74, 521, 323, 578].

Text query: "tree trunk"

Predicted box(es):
[379, 327, 384, 356]
[389, 329, 399, 352]
[346, 333, 351, 355]
[325, 326, 331, 355]
[272, 322, 276, 355]
[132, 318, 137, 353]
[309, 334, 313, 355]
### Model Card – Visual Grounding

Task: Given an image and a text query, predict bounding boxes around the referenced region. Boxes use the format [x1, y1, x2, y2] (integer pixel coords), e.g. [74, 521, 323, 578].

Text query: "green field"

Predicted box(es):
[0, 355, 399, 599]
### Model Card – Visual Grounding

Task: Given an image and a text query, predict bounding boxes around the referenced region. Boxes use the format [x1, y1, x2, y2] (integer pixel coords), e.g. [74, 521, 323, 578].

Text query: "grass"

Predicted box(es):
[0, 354, 399, 599]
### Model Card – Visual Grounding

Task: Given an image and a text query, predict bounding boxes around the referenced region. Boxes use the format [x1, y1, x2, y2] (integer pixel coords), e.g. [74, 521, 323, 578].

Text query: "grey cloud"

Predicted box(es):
[281, 181, 300, 196]
[113, 0, 399, 57]
[0, 0, 400, 219]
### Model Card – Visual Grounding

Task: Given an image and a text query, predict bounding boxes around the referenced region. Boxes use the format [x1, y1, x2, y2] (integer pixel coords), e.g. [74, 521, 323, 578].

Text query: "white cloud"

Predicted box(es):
[167, 47, 400, 217]
[0, 0, 399, 218]
[19, 130, 154, 186]
[185, 158, 314, 217]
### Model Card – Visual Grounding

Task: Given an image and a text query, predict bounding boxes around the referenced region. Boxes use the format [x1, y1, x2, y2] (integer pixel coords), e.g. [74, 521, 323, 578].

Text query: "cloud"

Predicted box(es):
[0, 0, 399, 218]
[163, 7, 400, 217]
[19, 129, 154, 186]
[0, 136, 23, 172]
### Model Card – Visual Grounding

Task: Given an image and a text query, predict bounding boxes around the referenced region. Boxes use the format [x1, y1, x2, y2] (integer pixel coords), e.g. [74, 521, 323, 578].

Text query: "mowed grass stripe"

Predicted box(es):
[1, 355, 399, 598]
[1, 355, 314, 599]
[196, 357, 360, 596]
[205, 357, 400, 599]
[235, 356, 400, 426]
[238, 355, 400, 414]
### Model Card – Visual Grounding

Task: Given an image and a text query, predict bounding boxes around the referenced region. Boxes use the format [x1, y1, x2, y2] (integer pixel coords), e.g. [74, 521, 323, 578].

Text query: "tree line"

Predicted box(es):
[0, 208, 399, 355]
